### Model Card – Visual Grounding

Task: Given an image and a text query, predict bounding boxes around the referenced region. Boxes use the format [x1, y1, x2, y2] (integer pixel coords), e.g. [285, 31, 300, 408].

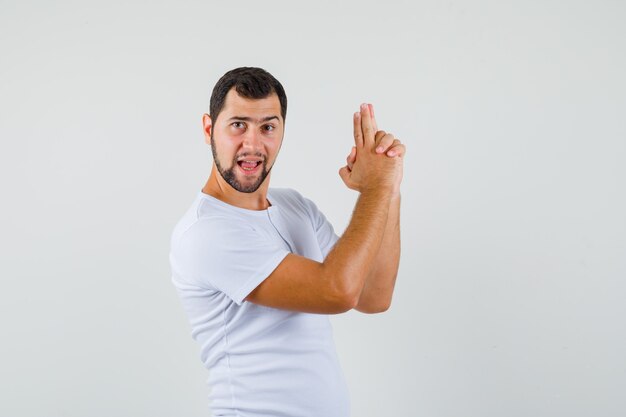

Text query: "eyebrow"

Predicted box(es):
[227, 115, 280, 124]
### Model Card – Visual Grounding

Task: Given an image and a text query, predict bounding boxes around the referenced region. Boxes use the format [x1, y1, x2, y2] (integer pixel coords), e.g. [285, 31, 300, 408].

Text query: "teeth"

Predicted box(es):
[238, 160, 261, 171]
[241, 163, 259, 171]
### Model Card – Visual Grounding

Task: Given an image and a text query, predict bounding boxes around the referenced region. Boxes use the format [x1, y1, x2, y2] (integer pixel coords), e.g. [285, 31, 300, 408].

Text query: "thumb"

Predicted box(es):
[347, 146, 356, 166]
[338, 165, 351, 184]
[343, 146, 356, 171]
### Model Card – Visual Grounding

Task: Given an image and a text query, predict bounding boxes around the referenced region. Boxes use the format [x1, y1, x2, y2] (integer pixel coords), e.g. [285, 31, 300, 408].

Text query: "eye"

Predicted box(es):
[232, 122, 245, 129]
[264, 124, 275, 132]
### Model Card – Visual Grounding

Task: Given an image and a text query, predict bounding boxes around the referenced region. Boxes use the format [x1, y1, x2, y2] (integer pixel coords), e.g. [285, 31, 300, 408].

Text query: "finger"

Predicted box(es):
[360, 103, 375, 149]
[373, 130, 387, 150]
[386, 142, 406, 158]
[375, 133, 395, 154]
[346, 154, 353, 171]
[353, 111, 364, 148]
[368, 103, 378, 132]
[338, 165, 351, 184]
[346, 146, 356, 170]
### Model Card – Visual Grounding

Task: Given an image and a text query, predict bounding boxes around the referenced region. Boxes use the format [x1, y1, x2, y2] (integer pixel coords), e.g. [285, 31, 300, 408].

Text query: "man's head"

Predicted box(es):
[209, 67, 287, 125]
[203, 67, 287, 193]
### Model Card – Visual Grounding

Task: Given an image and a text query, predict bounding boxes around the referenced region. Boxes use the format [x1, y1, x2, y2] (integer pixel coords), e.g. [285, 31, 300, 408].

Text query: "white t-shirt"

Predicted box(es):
[169, 188, 350, 417]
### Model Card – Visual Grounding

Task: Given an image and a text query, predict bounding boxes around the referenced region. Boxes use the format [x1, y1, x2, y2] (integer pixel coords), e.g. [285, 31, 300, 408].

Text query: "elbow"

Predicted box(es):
[321, 265, 363, 313]
[333, 295, 359, 314]
[372, 301, 392, 313]
[330, 284, 360, 313]
[326, 278, 362, 314]
[355, 300, 391, 314]
[331, 289, 392, 315]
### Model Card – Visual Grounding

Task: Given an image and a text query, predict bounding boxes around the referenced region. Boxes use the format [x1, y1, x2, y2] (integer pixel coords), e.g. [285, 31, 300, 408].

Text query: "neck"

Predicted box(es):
[202, 165, 271, 211]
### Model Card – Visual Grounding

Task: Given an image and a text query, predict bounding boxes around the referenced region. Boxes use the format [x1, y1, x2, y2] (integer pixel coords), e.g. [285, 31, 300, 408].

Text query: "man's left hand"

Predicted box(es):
[343, 103, 406, 186]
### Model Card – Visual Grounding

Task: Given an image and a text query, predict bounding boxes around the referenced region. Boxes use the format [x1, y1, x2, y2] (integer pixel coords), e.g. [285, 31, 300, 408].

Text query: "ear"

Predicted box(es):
[202, 113, 213, 145]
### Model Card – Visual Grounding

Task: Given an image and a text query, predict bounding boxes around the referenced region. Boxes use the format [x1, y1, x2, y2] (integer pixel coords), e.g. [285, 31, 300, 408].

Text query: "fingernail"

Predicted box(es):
[361, 103, 367, 110]
[388, 150, 396, 156]
[376, 146, 383, 153]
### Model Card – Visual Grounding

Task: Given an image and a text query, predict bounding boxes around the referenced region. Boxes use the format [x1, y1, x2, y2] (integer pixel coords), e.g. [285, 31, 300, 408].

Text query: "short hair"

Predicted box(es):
[209, 67, 287, 124]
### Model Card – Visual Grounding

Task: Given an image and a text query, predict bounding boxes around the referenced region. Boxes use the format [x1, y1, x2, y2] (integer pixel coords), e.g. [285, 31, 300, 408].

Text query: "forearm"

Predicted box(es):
[321, 187, 394, 302]
[355, 193, 401, 313]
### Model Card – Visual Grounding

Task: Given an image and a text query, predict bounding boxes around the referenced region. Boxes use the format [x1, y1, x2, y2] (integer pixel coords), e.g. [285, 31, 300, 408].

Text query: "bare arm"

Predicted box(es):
[354, 193, 401, 313]
[340, 104, 406, 313]
[246, 186, 394, 314]
[245, 103, 402, 314]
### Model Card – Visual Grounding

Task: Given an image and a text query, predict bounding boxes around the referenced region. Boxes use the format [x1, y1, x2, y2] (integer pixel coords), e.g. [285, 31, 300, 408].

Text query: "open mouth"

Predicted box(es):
[237, 160, 262, 172]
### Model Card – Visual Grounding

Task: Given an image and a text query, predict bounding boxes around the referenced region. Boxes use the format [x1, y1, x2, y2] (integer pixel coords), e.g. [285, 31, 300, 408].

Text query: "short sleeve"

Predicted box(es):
[301, 196, 340, 259]
[171, 217, 290, 305]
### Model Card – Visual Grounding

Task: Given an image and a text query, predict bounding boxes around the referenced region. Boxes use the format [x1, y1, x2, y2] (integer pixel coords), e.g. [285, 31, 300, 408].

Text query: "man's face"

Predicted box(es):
[205, 89, 284, 193]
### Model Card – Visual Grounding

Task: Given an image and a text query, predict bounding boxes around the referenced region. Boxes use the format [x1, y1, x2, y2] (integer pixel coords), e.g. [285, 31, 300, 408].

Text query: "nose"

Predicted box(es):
[241, 129, 263, 151]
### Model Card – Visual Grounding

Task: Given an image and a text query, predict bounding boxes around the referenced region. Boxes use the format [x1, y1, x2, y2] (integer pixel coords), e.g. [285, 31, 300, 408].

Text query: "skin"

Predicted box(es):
[202, 88, 284, 210]
[342, 104, 403, 313]
[202, 89, 406, 314]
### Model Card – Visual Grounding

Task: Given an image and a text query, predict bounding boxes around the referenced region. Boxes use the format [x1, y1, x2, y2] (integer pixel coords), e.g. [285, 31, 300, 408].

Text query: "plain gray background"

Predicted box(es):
[1, 1, 625, 416]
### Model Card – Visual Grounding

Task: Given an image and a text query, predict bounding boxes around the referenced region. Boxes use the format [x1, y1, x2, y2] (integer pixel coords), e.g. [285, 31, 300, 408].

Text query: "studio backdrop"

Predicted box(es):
[1, 1, 625, 416]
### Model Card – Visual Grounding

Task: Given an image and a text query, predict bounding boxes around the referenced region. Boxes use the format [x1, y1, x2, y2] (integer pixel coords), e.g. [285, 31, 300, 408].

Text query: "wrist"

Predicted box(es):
[360, 185, 395, 200]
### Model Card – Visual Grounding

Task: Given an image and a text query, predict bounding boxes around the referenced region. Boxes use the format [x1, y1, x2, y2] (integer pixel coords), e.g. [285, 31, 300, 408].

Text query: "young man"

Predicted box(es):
[169, 67, 405, 417]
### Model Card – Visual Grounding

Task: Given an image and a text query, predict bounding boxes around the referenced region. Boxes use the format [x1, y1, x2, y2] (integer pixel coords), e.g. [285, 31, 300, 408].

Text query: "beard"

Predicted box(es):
[210, 132, 272, 193]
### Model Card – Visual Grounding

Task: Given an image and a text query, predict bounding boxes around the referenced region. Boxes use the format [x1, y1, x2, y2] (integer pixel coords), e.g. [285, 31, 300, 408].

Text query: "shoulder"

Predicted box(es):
[172, 215, 254, 253]
[269, 187, 319, 214]
[269, 187, 305, 203]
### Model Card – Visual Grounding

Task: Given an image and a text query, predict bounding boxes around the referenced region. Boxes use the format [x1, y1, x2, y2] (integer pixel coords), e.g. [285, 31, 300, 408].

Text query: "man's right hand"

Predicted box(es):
[246, 103, 405, 314]
[339, 103, 405, 194]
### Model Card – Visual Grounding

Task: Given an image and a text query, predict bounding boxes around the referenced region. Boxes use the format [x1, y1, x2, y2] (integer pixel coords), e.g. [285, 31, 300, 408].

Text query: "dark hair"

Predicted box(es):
[209, 67, 287, 124]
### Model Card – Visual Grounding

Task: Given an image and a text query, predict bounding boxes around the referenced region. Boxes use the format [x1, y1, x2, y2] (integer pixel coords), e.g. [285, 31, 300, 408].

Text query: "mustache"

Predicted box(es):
[235, 152, 267, 162]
